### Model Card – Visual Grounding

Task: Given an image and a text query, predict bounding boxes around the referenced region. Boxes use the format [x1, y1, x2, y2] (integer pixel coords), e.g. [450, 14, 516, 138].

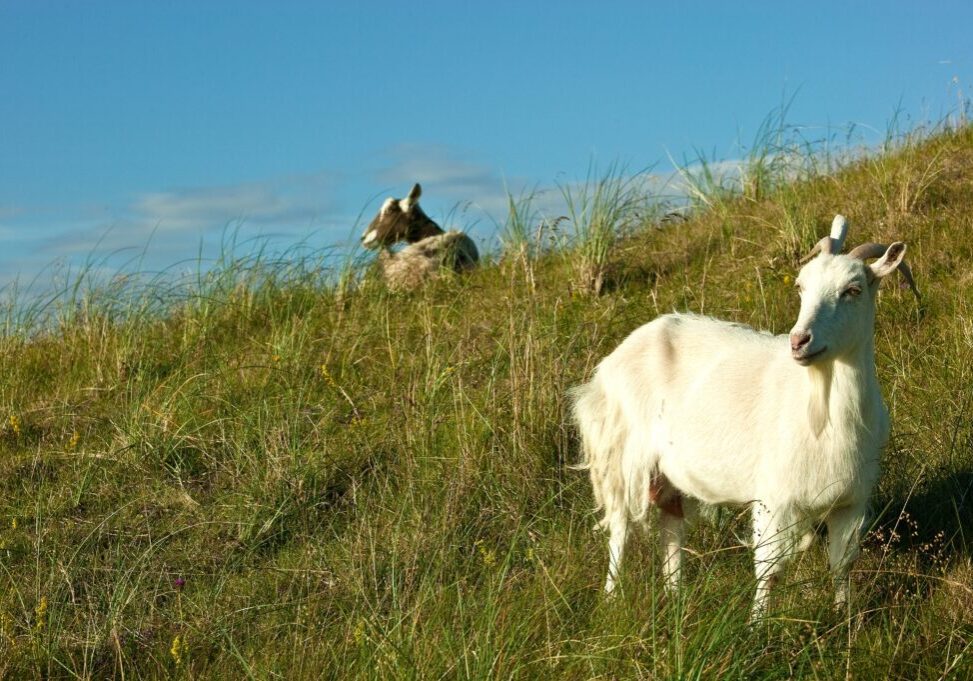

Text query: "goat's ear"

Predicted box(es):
[399, 183, 422, 213]
[868, 242, 906, 279]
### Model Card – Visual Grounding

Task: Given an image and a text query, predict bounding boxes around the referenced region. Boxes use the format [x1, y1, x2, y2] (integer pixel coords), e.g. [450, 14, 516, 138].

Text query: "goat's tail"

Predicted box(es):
[569, 376, 630, 530]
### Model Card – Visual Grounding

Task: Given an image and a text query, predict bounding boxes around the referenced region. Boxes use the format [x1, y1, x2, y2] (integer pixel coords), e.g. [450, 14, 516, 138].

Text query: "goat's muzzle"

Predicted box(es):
[790, 331, 828, 364]
[791, 337, 827, 365]
[789, 332, 811, 353]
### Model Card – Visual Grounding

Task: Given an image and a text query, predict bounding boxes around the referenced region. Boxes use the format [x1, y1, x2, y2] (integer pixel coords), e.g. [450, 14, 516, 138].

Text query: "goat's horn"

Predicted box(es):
[800, 214, 849, 263]
[799, 235, 832, 263]
[896, 260, 920, 299]
[849, 242, 921, 299]
[847, 242, 887, 260]
[829, 215, 849, 253]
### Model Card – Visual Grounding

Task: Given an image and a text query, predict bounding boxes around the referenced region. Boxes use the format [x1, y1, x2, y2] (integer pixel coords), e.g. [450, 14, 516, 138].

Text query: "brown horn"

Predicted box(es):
[800, 215, 849, 263]
[849, 242, 921, 299]
[799, 235, 832, 264]
[847, 242, 887, 260]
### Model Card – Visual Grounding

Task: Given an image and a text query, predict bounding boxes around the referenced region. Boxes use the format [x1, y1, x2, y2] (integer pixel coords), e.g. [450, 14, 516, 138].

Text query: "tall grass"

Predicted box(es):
[560, 163, 652, 295]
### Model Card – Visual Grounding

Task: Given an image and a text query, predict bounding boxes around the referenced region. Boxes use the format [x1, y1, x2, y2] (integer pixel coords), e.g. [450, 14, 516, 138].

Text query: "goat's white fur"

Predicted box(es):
[571, 219, 909, 618]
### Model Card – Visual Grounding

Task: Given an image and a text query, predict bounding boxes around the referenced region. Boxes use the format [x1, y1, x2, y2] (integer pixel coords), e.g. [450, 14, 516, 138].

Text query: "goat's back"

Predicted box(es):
[380, 231, 479, 291]
[586, 313, 815, 506]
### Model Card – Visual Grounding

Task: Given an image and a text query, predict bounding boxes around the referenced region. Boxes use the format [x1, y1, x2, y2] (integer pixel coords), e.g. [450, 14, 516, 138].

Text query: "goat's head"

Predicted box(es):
[361, 183, 444, 249]
[789, 215, 918, 366]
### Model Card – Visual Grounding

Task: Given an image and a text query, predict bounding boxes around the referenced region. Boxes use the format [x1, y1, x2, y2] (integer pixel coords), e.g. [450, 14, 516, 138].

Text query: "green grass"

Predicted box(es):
[2, 122, 973, 679]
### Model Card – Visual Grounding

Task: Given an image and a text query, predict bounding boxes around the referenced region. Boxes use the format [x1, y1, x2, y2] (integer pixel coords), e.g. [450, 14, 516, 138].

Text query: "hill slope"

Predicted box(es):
[2, 126, 972, 678]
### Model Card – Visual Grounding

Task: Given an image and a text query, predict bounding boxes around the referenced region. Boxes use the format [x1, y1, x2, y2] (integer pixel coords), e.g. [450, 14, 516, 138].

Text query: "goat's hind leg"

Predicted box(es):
[604, 510, 628, 595]
[659, 509, 686, 593]
[649, 473, 687, 593]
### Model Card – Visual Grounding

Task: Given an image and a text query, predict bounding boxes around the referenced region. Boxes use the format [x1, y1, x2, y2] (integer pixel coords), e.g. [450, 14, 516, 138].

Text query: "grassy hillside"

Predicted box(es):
[2, 124, 972, 679]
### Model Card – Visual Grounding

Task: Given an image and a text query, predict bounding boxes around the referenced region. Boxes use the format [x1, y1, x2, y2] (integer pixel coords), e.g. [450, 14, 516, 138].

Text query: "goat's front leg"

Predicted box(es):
[604, 511, 628, 595]
[826, 506, 866, 610]
[750, 502, 793, 621]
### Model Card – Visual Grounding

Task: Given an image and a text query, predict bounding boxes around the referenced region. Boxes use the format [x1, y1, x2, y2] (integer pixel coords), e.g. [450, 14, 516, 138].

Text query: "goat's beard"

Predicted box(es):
[807, 362, 833, 437]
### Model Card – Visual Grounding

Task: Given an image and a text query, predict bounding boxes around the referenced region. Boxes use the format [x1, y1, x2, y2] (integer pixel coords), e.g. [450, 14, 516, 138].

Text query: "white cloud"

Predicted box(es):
[0, 204, 24, 221]
[133, 172, 339, 229]
[37, 171, 350, 259]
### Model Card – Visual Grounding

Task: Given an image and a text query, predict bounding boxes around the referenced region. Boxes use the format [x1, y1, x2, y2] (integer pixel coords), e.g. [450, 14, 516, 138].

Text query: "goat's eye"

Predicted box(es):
[841, 285, 862, 299]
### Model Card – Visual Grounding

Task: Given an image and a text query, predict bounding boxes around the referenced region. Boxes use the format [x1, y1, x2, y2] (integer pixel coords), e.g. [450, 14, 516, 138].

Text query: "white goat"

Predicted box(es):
[571, 216, 918, 618]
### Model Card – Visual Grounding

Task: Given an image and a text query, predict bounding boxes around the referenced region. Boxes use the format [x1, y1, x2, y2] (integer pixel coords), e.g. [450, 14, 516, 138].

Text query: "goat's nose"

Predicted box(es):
[789, 331, 811, 352]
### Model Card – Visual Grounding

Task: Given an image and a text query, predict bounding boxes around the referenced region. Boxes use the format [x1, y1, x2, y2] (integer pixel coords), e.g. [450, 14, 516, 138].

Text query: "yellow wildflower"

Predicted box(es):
[352, 618, 366, 644]
[475, 540, 497, 568]
[7, 415, 20, 436]
[10, 518, 16, 531]
[170, 634, 184, 666]
[68, 431, 80, 450]
[319, 364, 338, 388]
[34, 596, 47, 631]
[783, 274, 793, 286]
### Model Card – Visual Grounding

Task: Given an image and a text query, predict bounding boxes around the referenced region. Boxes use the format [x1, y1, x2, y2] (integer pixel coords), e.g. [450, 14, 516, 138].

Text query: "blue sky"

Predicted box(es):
[1, 1, 971, 290]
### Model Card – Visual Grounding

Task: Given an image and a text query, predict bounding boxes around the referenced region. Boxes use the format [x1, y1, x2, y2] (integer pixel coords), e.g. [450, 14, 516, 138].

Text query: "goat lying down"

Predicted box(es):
[361, 183, 479, 290]
[571, 215, 918, 618]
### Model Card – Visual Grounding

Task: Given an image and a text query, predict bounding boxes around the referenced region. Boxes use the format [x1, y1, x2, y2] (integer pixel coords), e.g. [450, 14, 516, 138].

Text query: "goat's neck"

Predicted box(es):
[806, 339, 878, 437]
[407, 219, 445, 243]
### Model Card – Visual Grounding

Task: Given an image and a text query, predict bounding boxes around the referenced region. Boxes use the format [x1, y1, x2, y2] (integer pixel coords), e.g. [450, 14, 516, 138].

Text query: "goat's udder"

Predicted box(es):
[649, 474, 684, 518]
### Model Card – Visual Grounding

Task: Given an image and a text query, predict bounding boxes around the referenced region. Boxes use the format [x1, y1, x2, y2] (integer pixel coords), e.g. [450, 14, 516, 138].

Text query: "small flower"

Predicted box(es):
[68, 431, 80, 450]
[173, 577, 186, 591]
[10, 518, 16, 531]
[34, 596, 47, 631]
[474, 540, 497, 568]
[272, 354, 281, 363]
[783, 274, 793, 286]
[352, 618, 366, 644]
[7, 415, 20, 436]
[170, 634, 184, 666]
[319, 364, 338, 388]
